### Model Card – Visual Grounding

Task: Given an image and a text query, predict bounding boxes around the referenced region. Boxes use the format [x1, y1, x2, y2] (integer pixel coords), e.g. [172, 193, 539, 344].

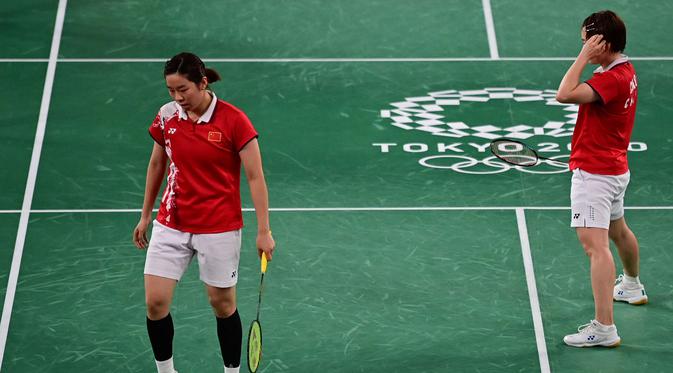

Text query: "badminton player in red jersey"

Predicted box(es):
[555, 11, 646, 348]
[132, 52, 275, 373]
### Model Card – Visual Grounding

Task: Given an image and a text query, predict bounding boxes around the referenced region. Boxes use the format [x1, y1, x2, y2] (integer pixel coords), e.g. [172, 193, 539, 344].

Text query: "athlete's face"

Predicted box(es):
[165, 73, 207, 111]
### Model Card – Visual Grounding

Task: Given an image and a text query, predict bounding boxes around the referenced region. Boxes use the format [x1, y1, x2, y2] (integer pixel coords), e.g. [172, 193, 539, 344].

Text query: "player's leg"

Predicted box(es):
[564, 169, 620, 347]
[193, 229, 242, 373]
[608, 172, 647, 304]
[144, 221, 194, 373]
[610, 218, 647, 304]
[563, 227, 621, 347]
[145, 275, 178, 373]
[207, 285, 242, 373]
[609, 217, 639, 276]
[576, 227, 615, 325]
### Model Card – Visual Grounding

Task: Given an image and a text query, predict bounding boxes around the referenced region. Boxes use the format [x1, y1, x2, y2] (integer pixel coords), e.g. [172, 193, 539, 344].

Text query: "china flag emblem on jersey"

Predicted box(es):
[208, 131, 222, 142]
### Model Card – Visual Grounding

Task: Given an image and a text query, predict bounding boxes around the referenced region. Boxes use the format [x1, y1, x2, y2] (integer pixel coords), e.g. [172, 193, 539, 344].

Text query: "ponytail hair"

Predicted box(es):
[204, 67, 221, 84]
[164, 52, 221, 86]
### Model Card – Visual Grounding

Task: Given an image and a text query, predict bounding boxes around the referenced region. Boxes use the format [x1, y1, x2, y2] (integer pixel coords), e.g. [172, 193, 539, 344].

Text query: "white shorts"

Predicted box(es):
[144, 220, 241, 288]
[570, 168, 630, 229]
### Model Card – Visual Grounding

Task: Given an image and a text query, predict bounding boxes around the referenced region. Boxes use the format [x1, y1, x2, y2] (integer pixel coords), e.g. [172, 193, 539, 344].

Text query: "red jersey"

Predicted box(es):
[569, 57, 638, 175]
[148, 93, 258, 233]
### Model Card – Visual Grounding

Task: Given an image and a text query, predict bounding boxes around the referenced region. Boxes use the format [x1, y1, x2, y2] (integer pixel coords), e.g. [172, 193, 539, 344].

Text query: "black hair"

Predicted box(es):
[582, 10, 626, 53]
[164, 52, 221, 86]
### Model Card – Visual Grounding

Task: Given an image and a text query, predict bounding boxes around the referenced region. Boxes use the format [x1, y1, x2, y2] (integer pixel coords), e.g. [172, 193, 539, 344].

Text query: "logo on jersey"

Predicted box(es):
[168, 128, 177, 134]
[373, 87, 647, 174]
[208, 131, 222, 142]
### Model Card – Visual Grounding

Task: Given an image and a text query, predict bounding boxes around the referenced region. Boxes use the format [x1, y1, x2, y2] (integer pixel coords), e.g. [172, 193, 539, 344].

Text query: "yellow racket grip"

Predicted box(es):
[261, 230, 271, 273]
[261, 253, 268, 273]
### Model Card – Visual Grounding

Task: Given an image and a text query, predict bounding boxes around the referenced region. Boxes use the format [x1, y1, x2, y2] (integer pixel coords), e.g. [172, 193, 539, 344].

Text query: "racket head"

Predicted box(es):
[490, 138, 540, 167]
[247, 320, 263, 372]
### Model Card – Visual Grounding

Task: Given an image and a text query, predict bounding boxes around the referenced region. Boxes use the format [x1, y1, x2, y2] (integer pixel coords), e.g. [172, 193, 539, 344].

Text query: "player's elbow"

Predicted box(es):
[244, 168, 261, 183]
[555, 92, 571, 103]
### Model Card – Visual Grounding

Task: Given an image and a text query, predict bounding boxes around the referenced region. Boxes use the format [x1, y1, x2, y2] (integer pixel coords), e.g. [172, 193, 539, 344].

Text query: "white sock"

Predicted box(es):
[623, 273, 640, 284]
[224, 366, 240, 373]
[156, 357, 175, 373]
[594, 320, 615, 330]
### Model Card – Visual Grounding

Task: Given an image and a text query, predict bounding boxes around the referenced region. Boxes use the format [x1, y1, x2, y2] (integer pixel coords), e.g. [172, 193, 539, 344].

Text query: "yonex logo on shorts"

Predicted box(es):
[573, 213, 580, 219]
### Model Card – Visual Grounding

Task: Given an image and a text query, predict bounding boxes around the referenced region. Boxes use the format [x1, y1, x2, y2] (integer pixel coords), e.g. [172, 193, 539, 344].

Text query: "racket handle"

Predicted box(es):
[261, 230, 271, 273]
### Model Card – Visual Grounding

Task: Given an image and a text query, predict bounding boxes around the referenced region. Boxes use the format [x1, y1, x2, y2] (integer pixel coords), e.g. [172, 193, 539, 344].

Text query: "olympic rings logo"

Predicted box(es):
[418, 154, 570, 174]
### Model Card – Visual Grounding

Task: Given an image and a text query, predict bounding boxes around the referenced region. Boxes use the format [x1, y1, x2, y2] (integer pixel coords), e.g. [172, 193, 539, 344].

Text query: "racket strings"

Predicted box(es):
[490, 140, 539, 166]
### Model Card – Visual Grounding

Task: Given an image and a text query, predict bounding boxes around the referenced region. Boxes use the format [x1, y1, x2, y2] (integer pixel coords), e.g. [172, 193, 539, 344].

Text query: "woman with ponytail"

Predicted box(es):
[132, 52, 275, 373]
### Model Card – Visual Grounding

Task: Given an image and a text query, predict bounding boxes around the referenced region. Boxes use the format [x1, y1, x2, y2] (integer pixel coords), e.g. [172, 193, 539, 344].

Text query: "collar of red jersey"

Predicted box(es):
[177, 91, 217, 124]
[593, 55, 629, 74]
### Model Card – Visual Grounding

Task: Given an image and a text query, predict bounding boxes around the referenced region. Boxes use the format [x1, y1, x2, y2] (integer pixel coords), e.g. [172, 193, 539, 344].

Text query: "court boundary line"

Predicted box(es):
[0, 0, 68, 369]
[482, 0, 499, 59]
[2, 56, 673, 63]
[516, 208, 550, 373]
[0, 206, 672, 214]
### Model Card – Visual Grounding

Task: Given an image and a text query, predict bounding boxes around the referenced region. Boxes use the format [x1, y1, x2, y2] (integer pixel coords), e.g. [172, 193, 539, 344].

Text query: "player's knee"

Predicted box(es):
[580, 242, 596, 257]
[578, 238, 605, 257]
[145, 296, 170, 319]
[208, 295, 236, 317]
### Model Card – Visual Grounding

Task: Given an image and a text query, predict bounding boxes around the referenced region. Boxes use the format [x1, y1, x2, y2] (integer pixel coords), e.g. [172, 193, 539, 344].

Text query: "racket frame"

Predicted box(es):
[247, 319, 263, 373]
[490, 138, 568, 167]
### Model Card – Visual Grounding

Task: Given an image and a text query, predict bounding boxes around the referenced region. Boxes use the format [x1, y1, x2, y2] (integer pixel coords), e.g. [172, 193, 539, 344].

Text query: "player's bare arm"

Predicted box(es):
[556, 34, 605, 104]
[240, 138, 275, 260]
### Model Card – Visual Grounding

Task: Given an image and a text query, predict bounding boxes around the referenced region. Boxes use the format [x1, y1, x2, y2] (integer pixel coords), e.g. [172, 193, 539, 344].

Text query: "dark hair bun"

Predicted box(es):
[205, 68, 221, 84]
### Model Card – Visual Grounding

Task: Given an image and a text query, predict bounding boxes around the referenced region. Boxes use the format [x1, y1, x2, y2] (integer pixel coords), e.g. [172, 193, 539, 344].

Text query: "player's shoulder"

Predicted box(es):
[606, 61, 636, 80]
[215, 99, 247, 117]
[213, 99, 252, 126]
[157, 101, 181, 121]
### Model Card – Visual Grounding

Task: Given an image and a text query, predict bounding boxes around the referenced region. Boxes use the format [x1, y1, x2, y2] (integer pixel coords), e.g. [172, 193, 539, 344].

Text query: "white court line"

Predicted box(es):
[2, 57, 673, 63]
[516, 208, 550, 373]
[0, 206, 672, 214]
[481, 0, 499, 59]
[0, 59, 49, 63]
[0, 0, 68, 369]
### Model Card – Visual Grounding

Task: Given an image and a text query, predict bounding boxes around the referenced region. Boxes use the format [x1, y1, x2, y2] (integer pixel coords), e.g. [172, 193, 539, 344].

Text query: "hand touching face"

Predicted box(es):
[580, 32, 609, 64]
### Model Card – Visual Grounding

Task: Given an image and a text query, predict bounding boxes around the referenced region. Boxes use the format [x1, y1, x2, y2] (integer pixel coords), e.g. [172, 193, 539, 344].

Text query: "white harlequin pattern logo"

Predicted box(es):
[380, 87, 578, 140]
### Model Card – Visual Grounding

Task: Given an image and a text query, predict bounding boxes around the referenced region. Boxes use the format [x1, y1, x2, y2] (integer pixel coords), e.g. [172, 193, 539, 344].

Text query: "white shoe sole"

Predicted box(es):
[614, 295, 648, 305]
[563, 337, 621, 348]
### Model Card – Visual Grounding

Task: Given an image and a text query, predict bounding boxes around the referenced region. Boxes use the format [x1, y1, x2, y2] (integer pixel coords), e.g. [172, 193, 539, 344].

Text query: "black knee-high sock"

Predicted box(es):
[216, 309, 242, 368]
[147, 313, 174, 362]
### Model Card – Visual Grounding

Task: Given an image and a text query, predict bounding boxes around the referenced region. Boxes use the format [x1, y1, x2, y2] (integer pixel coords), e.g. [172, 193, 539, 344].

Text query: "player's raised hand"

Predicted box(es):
[579, 34, 608, 61]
